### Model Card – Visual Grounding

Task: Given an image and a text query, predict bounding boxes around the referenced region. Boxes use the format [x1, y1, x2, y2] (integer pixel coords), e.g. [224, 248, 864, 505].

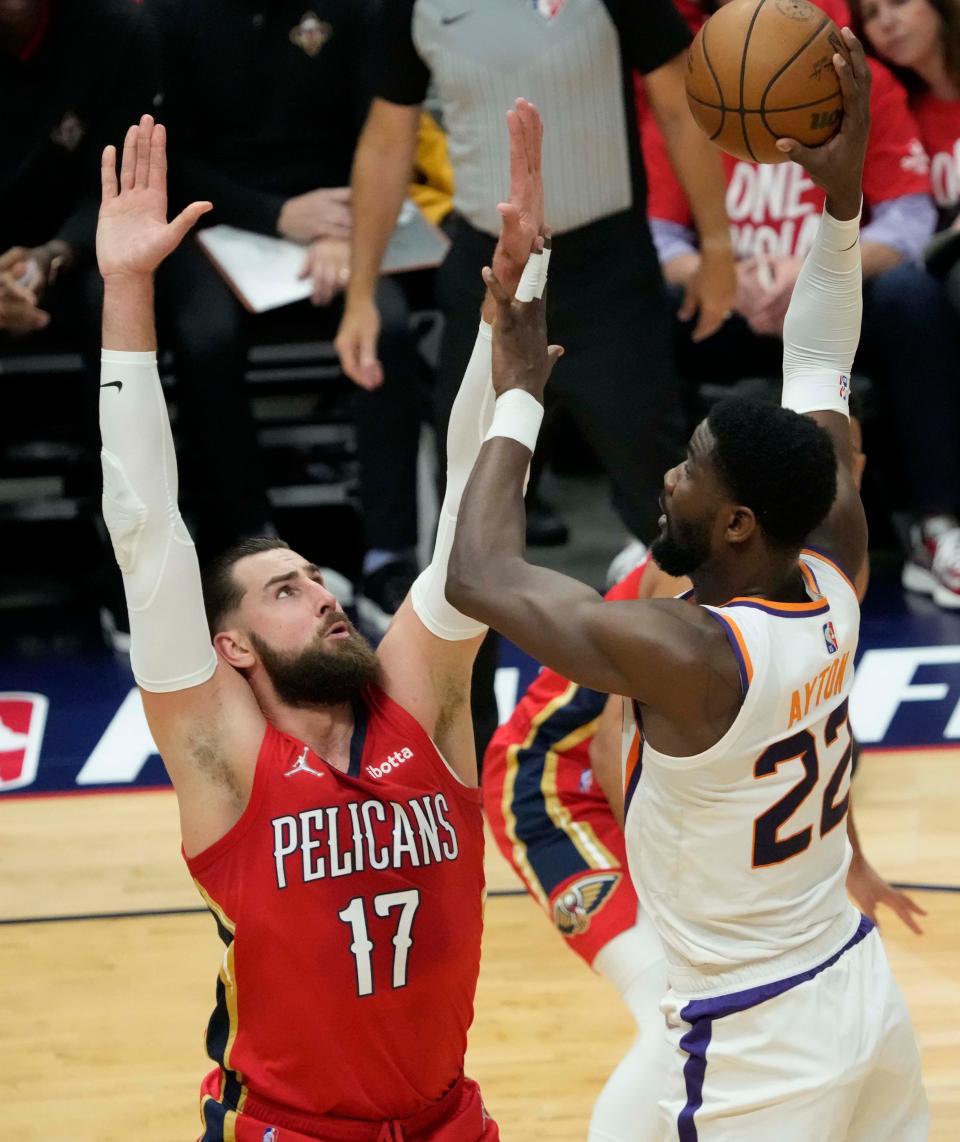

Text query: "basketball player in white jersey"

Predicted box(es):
[447, 30, 928, 1141]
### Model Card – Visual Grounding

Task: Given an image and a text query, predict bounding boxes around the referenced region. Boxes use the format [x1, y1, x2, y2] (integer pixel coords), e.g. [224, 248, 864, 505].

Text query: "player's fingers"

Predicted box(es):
[101, 145, 118, 201]
[546, 344, 564, 374]
[482, 265, 512, 308]
[775, 137, 818, 168]
[148, 122, 167, 193]
[170, 201, 213, 244]
[888, 893, 924, 934]
[506, 108, 524, 197]
[119, 124, 139, 190]
[134, 113, 154, 189]
[841, 27, 868, 84]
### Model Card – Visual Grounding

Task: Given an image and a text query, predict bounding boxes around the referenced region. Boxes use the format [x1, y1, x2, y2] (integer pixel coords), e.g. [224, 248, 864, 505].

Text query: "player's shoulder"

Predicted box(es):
[799, 546, 860, 608]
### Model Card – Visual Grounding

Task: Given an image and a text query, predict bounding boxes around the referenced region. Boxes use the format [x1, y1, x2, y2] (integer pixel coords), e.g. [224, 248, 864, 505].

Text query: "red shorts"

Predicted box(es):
[483, 720, 638, 967]
[199, 1069, 498, 1142]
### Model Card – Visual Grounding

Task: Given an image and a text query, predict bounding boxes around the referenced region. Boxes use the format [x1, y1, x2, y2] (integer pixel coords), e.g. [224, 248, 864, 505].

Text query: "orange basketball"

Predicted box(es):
[685, 0, 848, 164]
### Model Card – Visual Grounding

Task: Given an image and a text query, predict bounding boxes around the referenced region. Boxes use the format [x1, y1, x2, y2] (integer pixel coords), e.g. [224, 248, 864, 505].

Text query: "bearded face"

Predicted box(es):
[249, 614, 381, 707]
[650, 510, 713, 578]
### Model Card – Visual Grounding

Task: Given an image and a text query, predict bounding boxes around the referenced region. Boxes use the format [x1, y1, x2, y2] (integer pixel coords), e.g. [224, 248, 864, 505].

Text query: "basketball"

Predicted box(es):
[685, 0, 848, 164]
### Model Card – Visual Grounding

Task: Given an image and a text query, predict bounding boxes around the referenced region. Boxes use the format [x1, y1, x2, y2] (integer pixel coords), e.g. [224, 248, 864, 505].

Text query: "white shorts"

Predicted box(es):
[659, 917, 928, 1141]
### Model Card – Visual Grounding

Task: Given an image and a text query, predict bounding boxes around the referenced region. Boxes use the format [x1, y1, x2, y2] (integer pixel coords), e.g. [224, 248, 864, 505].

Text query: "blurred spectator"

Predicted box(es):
[336, 0, 736, 570]
[152, 0, 425, 628]
[1, 0, 159, 647]
[849, 0, 960, 608]
[646, 0, 960, 610]
[0, 0, 157, 347]
[853, 0, 960, 226]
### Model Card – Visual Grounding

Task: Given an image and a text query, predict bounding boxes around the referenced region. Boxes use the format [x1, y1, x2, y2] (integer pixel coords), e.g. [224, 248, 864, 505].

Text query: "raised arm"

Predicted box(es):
[377, 100, 552, 782]
[777, 29, 871, 582]
[98, 115, 265, 852]
[446, 275, 738, 740]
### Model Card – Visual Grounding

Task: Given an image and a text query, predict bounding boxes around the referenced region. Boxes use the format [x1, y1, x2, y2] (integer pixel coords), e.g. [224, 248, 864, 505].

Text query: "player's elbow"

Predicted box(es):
[445, 544, 480, 615]
[446, 544, 510, 625]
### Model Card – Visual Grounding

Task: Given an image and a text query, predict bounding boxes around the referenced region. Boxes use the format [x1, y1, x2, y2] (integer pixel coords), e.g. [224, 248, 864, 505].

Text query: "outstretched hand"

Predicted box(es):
[846, 856, 927, 935]
[97, 114, 212, 281]
[775, 28, 870, 219]
[482, 260, 563, 402]
[489, 98, 546, 302]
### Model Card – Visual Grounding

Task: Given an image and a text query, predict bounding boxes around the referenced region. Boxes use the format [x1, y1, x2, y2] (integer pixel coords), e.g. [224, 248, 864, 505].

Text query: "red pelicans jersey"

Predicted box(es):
[185, 685, 485, 1125]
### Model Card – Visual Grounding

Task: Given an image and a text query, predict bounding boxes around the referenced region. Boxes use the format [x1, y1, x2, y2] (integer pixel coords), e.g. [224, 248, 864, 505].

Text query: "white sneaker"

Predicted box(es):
[606, 537, 649, 588]
[902, 518, 960, 609]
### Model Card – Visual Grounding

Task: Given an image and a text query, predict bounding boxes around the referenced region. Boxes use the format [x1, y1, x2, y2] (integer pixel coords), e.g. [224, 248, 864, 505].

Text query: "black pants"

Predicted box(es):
[670, 260, 960, 518]
[158, 240, 423, 560]
[434, 211, 686, 543]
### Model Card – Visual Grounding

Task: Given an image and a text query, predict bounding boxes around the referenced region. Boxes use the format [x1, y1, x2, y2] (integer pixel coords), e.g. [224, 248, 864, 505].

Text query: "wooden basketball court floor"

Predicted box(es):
[0, 747, 957, 1140]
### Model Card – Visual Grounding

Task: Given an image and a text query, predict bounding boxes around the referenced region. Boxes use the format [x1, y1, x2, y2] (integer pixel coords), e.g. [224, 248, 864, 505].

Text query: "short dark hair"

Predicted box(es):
[706, 397, 837, 550]
[202, 536, 291, 633]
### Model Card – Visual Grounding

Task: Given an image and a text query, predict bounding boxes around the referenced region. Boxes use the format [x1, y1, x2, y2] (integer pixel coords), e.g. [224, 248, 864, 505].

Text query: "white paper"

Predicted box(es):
[196, 200, 449, 314]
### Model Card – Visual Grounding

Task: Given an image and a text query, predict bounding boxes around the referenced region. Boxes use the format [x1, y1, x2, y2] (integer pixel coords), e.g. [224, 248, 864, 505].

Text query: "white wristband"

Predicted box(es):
[536, 245, 551, 298]
[782, 372, 851, 419]
[483, 389, 544, 453]
[515, 252, 543, 303]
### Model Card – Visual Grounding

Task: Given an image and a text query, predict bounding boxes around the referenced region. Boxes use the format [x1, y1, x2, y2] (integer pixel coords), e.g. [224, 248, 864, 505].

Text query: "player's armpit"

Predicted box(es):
[377, 596, 485, 786]
[140, 657, 266, 854]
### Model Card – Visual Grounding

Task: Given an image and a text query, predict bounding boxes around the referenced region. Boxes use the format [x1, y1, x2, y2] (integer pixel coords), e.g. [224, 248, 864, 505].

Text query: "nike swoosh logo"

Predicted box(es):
[442, 11, 471, 25]
[100, 381, 123, 391]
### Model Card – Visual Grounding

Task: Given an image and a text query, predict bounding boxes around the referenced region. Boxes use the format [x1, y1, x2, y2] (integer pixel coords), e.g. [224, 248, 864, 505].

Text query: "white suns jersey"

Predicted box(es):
[623, 549, 863, 997]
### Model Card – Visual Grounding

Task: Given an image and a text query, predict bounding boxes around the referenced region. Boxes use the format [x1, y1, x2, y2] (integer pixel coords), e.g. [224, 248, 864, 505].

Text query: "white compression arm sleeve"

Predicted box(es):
[100, 350, 217, 692]
[782, 206, 863, 417]
[411, 322, 494, 640]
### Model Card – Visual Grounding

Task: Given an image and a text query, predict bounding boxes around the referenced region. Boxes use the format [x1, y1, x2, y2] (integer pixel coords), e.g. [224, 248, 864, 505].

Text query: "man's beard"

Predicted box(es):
[650, 512, 712, 578]
[249, 616, 381, 707]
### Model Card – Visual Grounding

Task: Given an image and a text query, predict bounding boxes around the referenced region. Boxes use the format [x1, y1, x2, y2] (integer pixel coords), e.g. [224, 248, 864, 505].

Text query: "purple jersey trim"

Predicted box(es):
[675, 914, 874, 1138]
[623, 698, 644, 817]
[706, 611, 751, 697]
[803, 544, 859, 592]
[724, 598, 830, 618]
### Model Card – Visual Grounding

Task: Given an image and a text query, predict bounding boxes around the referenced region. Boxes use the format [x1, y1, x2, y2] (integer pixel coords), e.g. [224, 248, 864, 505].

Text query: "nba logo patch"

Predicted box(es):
[822, 622, 839, 655]
[262, 1129, 279, 1142]
[0, 693, 48, 792]
[532, 0, 565, 20]
[838, 374, 850, 401]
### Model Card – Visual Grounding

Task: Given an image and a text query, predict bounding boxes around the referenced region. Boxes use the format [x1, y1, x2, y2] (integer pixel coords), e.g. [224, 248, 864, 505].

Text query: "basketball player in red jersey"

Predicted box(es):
[95, 103, 547, 1141]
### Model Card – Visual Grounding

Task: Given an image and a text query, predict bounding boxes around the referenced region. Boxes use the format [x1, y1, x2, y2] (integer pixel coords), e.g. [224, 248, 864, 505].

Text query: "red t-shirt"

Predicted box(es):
[185, 685, 485, 1121]
[912, 90, 960, 219]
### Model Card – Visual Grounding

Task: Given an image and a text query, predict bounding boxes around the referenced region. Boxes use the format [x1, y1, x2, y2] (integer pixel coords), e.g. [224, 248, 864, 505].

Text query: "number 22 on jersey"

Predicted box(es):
[753, 698, 853, 868]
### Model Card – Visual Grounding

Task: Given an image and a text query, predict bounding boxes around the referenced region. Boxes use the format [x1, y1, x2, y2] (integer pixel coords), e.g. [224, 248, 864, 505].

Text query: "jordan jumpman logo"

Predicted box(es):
[284, 746, 326, 778]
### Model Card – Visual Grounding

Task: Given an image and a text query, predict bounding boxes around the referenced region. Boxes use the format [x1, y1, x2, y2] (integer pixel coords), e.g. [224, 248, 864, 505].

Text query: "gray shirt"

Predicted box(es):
[375, 0, 690, 236]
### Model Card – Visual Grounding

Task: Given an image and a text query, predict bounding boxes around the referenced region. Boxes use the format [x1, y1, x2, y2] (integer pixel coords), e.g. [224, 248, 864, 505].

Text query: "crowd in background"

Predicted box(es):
[2, 0, 959, 670]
